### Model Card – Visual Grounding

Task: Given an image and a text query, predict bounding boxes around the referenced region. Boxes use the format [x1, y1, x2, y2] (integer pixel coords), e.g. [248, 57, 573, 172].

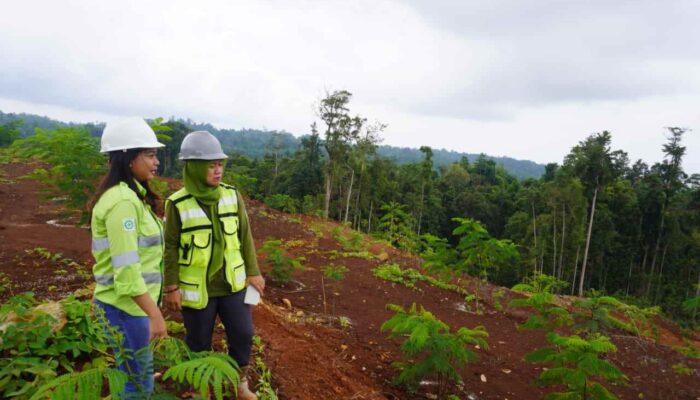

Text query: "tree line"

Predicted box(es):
[1, 91, 698, 324]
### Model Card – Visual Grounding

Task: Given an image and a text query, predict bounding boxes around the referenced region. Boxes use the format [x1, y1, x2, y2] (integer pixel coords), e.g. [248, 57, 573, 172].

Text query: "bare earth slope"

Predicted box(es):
[0, 162, 698, 400]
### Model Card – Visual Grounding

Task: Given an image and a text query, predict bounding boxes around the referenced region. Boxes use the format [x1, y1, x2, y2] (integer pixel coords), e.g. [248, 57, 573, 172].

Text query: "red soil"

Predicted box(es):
[1, 162, 698, 400]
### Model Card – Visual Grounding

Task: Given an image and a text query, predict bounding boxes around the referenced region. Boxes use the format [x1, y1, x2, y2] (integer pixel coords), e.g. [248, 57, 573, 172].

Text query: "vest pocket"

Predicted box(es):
[179, 232, 212, 267]
[221, 217, 238, 235]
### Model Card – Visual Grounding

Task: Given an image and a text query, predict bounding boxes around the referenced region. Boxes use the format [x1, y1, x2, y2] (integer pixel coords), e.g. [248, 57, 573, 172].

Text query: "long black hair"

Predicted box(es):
[89, 148, 161, 218]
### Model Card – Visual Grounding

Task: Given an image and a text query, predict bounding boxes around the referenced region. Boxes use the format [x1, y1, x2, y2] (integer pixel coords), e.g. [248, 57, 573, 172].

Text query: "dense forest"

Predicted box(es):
[0, 111, 544, 179]
[1, 90, 698, 325]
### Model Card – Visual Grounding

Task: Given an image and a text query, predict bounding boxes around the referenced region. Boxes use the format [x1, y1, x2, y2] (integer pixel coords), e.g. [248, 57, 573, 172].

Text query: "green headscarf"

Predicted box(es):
[183, 160, 222, 205]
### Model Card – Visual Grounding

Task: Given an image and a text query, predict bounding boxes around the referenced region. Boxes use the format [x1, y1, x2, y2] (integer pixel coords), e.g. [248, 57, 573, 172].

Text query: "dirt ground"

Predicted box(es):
[1, 161, 699, 400]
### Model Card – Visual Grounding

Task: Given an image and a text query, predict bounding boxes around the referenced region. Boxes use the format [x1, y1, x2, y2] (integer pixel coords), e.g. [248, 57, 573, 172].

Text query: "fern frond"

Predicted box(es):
[30, 367, 126, 400]
[162, 352, 240, 400]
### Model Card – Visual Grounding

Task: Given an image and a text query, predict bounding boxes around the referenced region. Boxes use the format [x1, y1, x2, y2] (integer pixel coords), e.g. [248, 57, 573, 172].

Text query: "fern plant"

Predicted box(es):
[524, 332, 627, 400]
[29, 367, 127, 400]
[162, 352, 240, 400]
[381, 303, 488, 399]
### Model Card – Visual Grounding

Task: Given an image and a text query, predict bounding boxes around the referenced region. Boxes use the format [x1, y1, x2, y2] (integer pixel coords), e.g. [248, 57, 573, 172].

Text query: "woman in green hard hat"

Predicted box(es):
[90, 117, 167, 398]
[163, 131, 264, 400]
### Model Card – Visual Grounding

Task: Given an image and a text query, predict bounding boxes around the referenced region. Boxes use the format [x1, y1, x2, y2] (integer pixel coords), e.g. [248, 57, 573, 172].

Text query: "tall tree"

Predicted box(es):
[417, 146, 434, 235]
[315, 91, 363, 219]
[564, 131, 619, 295]
[647, 127, 688, 299]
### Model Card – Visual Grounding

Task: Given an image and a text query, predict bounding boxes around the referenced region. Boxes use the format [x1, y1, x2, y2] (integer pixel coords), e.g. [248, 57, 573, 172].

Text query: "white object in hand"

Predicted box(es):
[244, 285, 261, 305]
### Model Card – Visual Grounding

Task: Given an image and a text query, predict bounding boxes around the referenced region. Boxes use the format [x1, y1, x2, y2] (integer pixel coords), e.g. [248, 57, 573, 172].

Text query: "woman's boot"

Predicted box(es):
[237, 367, 257, 400]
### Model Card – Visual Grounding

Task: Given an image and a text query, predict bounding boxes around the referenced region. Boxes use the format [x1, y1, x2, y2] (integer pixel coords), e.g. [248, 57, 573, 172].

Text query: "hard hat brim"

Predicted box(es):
[101, 141, 166, 153]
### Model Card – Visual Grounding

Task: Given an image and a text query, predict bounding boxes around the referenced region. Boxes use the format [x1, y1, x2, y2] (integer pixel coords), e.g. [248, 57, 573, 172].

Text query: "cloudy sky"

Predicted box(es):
[1, 0, 699, 173]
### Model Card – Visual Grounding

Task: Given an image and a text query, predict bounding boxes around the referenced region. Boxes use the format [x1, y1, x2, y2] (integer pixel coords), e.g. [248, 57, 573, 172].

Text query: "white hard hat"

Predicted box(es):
[179, 131, 228, 160]
[101, 117, 165, 153]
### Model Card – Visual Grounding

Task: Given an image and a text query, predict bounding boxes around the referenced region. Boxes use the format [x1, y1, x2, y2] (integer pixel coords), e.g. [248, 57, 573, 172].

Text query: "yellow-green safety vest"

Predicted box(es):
[168, 184, 246, 309]
[91, 181, 164, 316]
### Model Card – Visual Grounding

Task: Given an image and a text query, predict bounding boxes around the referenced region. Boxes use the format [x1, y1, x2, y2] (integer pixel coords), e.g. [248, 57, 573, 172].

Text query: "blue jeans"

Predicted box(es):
[94, 300, 153, 399]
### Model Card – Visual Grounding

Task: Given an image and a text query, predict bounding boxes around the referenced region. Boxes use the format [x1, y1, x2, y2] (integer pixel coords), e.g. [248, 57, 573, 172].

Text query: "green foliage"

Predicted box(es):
[162, 352, 240, 400]
[524, 332, 627, 400]
[251, 336, 278, 400]
[574, 293, 660, 337]
[332, 226, 365, 252]
[29, 367, 127, 400]
[0, 120, 22, 147]
[260, 239, 304, 285]
[419, 233, 458, 279]
[264, 193, 298, 213]
[492, 288, 506, 311]
[381, 303, 488, 399]
[377, 201, 417, 251]
[671, 363, 694, 376]
[10, 127, 105, 220]
[512, 272, 569, 294]
[372, 264, 425, 289]
[509, 291, 573, 331]
[673, 340, 700, 359]
[25, 247, 63, 262]
[166, 320, 186, 334]
[683, 295, 700, 313]
[322, 264, 349, 281]
[0, 272, 12, 295]
[0, 294, 112, 399]
[149, 177, 171, 199]
[452, 217, 519, 281]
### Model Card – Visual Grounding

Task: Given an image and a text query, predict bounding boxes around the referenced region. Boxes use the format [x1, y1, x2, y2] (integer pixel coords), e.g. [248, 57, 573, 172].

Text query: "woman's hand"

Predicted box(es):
[149, 312, 167, 341]
[164, 287, 182, 311]
[247, 275, 266, 296]
[132, 292, 168, 341]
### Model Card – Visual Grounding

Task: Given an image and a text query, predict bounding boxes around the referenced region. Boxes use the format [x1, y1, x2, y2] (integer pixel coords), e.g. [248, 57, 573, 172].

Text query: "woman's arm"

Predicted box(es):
[163, 200, 183, 310]
[237, 191, 265, 295]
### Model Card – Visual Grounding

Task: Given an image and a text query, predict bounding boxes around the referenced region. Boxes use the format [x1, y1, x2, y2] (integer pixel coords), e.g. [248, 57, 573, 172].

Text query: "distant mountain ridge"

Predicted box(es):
[0, 111, 545, 179]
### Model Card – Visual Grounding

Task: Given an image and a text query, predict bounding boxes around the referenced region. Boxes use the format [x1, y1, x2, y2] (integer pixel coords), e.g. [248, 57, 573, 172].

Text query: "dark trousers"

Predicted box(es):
[182, 290, 253, 367]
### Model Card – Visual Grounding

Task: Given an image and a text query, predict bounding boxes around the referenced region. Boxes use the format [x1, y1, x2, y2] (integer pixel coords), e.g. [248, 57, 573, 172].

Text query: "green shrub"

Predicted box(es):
[263, 194, 298, 213]
[381, 303, 488, 399]
[260, 239, 304, 285]
[10, 127, 105, 222]
[0, 293, 112, 398]
[509, 291, 573, 331]
[524, 332, 627, 400]
[372, 264, 425, 289]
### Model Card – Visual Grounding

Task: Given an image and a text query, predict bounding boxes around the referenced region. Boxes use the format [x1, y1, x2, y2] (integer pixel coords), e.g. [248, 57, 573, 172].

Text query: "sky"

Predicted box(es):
[1, 0, 699, 173]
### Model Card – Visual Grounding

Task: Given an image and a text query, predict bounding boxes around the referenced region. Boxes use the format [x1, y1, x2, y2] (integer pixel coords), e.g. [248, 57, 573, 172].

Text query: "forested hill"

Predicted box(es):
[0, 111, 544, 179]
[376, 146, 544, 179]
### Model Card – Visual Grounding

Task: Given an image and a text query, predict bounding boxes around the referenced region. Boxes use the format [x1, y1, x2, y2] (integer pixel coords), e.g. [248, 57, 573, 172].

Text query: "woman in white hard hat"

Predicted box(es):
[163, 131, 264, 400]
[90, 117, 167, 398]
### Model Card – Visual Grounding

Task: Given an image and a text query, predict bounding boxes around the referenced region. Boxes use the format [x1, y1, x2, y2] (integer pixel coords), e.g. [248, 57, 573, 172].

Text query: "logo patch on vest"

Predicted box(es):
[122, 218, 136, 232]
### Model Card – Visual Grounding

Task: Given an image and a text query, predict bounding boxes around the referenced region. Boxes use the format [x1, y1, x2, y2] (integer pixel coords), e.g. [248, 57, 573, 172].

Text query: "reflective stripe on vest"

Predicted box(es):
[95, 272, 162, 286]
[92, 234, 163, 252]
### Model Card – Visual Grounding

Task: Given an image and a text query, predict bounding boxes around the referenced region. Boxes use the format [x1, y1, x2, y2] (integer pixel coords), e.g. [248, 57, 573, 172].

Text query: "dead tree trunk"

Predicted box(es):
[323, 173, 332, 219]
[552, 207, 557, 276]
[558, 204, 566, 280]
[343, 167, 354, 224]
[532, 201, 538, 272]
[647, 204, 666, 298]
[578, 186, 598, 296]
[571, 245, 581, 295]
